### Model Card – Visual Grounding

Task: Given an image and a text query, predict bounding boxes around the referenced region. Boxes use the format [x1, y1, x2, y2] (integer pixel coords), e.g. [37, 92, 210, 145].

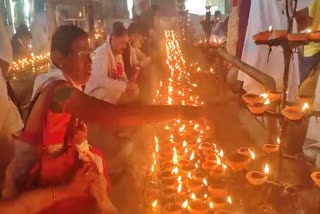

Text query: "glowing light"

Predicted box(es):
[182, 200, 188, 209]
[249, 149, 255, 160]
[277, 137, 281, 144]
[171, 167, 179, 174]
[152, 200, 158, 208]
[187, 172, 192, 180]
[177, 183, 182, 192]
[219, 149, 224, 158]
[190, 193, 196, 200]
[227, 196, 232, 204]
[269, 26, 273, 32]
[203, 178, 208, 186]
[264, 164, 270, 175]
[260, 93, 269, 99]
[264, 99, 271, 105]
[209, 202, 214, 209]
[302, 103, 310, 111]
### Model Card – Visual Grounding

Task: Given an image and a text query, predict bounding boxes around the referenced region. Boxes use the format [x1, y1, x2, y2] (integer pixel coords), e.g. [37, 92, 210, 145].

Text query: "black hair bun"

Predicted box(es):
[112, 21, 127, 36]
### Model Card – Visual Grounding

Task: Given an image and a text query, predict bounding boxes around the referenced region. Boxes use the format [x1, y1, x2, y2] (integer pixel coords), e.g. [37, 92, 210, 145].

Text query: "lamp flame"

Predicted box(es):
[269, 26, 273, 32]
[209, 202, 214, 209]
[302, 102, 309, 111]
[181, 200, 188, 209]
[190, 193, 196, 200]
[219, 149, 224, 158]
[203, 178, 208, 186]
[264, 164, 270, 175]
[152, 200, 158, 208]
[171, 167, 179, 174]
[216, 156, 222, 165]
[249, 149, 255, 160]
[260, 93, 269, 99]
[277, 137, 280, 145]
[227, 196, 232, 204]
[177, 183, 182, 192]
[264, 98, 271, 105]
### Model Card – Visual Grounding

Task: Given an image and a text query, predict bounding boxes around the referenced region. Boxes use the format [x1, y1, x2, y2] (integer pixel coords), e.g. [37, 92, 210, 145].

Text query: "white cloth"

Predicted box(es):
[85, 41, 128, 104]
[30, 12, 49, 53]
[239, 0, 311, 101]
[0, 12, 13, 64]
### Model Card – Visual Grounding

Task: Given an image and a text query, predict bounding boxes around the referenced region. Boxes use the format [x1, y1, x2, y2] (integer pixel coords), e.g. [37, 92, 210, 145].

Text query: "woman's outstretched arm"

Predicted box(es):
[52, 84, 204, 127]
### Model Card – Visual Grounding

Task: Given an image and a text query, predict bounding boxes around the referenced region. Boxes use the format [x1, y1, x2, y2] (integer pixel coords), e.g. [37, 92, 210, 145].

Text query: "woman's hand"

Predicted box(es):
[72, 122, 87, 145]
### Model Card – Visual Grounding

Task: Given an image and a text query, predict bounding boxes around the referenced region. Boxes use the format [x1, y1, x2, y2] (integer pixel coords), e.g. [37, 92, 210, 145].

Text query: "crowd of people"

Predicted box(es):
[0, 3, 206, 214]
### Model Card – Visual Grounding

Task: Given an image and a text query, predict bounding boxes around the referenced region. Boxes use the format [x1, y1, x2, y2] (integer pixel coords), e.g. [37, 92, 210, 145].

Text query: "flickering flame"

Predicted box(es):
[152, 200, 158, 208]
[302, 102, 309, 111]
[222, 164, 227, 170]
[209, 202, 214, 209]
[219, 149, 224, 158]
[216, 156, 222, 165]
[165, 126, 169, 130]
[171, 167, 179, 174]
[264, 164, 270, 175]
[151, 165, 155, 173]
[190, 193, 196, 200]
[264, 98, 271, 105]
[182, 140, 188, 147]
[179, 124, 186, 132]
[227, 196, 232, 204]
[177, 183, 182, 193]
[260, 93, 269, 99]
[168, 96, 173, 105]
[269, 26, 273, 32]
[189, 151, 195, 161]
[181, 200, 188, 209]
[187, 171, 192, 180]
[306, 28, 312, 33]
[204, 194, 208, 198]
[197, 67, 201, 72]
[249, 149, 255, 160]
[203, 178, 208, 186]
[197, 138, 201, 143]
[277, 137, 280, 144]
[194, 124, 200, 130]
[184, 148, 189, 154]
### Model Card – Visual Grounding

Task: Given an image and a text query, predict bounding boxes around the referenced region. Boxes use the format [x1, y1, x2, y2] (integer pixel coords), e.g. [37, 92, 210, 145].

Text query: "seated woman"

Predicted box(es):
[85, 22, 138, 104]
[2, 25, 203, 213]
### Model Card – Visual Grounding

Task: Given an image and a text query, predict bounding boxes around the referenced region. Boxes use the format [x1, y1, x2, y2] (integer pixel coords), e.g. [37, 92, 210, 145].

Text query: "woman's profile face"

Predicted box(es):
[66, 36, 93, 85]
[111, 34, 129, 55]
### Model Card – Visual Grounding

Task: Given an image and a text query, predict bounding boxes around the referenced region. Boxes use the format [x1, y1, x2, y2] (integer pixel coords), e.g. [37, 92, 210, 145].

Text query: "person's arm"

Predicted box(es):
[53, 84, 204, 128]
[0, 164, 94, 214]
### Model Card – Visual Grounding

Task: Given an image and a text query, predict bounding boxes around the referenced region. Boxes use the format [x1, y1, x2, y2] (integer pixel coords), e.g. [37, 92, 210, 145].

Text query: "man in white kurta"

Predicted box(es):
[0, 13, 23, 186]
[85, 38, 138, 104]
[239, 0, 311, 101]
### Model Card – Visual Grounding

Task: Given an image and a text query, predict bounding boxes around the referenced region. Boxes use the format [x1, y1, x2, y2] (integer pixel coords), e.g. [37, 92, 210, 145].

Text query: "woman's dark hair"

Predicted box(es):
[127, 23, 143, 36]
[112, 21, 128, 36]
[15, 24, 32, 39]
[51, 25, 88, 56]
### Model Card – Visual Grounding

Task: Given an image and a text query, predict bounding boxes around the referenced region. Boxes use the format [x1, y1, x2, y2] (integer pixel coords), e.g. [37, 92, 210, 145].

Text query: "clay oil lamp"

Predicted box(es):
[237, 147, 255, 161]
[202, 161, 218, 172]
[282, 103, 309, 121]
[161, 188, 178, 202]
[311, 171, 320, 187]
[268, 92, 282, 102]
[263, 138, 280, 154]
[186, 180, 204, 193]
[159, 170, 176, 180]
[253, 26, 272, 43]
[296, 95, 313, 106]
[188, 200, 208, 214]
[246, 164, 269, 186]
[242, 93, 264, 105]
[192, 171, 208, 183]
[209, 166, 225, 179]
[211, 197, 228, 210]
[226, 153, 250, 172]
[202, 148, 215, 157]
[180, 165, 196, 177]
[208, 181, 228, 198]
[178, 159, 192, 168]
[161, 161, 175, 171]
[247, 98, 270, 115]
[163, 203, 183, 214]
[159, 149, 173, 162]
[160, 177, 179, 189]
[200, 142, 213, 152]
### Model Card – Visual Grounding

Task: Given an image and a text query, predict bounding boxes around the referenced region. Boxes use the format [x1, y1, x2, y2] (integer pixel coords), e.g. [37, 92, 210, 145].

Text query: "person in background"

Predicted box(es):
[30, 2, 49, 54]
[211, 11, 224, 37]
[0, 12, 24, 189]
[11, 24, 32, 60]
[85, 22, 139, 104]
[2, 25, 204, 213]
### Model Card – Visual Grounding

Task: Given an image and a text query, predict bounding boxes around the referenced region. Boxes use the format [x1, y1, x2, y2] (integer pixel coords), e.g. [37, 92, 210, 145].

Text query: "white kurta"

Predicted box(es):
[239, 0, 310, 101]
[85, 42, 128, 104]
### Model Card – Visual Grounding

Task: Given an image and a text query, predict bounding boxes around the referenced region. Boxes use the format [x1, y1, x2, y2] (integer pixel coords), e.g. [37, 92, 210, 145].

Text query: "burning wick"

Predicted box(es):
[182, 200, 188, 209]
[264, 164, 270, 175]
[268, 26, 273, 32]
[227, 196, 232, 204]
[302, 102, 309, 111]
[219, 149, 224, 158]
[152, 200, 158, 208]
